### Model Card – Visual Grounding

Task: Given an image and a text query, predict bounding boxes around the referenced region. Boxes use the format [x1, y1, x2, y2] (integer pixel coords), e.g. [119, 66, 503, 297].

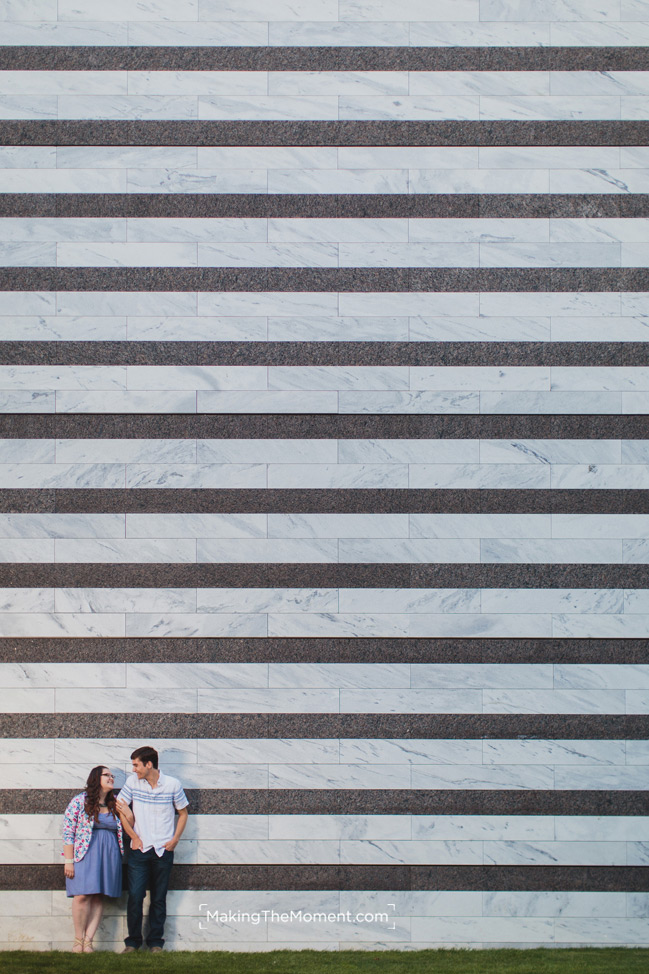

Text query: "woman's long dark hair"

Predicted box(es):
[84, 766, 117, 822]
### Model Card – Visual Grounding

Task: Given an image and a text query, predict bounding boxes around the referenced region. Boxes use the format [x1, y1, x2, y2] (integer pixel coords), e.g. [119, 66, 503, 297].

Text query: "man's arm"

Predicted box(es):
[115, 800, 134, 826]
[164, 806, 188, 852]
[115, 785, 142, 849]
[116, 802, 142, 849]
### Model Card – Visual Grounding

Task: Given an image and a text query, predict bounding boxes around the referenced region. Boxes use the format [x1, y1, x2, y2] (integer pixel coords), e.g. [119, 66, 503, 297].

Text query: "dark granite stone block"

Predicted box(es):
[478, 48, 551, 70]
[409, 866, 649, 893]
[0, 341, 196, 366]
[0, 267, 271, 292]
[55, 193, 137, 219]
[0, 562, 649, 589]
[0, 194, 57, 217]
[478, 194, 632, 219]
[408, 267, 552, 291]
[2, 340, 647, 367]
[170, 865, 274, 892]
[185, 789, 271, 815]
[0, 714, 273, 741]
[0, 562, 422, 588]
[547, 48, 649, 71]
[2, 714, 646, 742]
[336, 865, 412, 891]
[1, 787, 647, 818]
[550, 267, 649, 291]
[0, 413, 645, 439]
[43, 414, 269, 439]
[618, 195, 649, 217]
[0, 487, 641, 516]
[0, 415, 57, 438]
[410, 563, 649, 589]
[1, 862, 647, 892]
[6, 192, 645, 219]
[4, 120, 649, 148]
[108, 192, 340, 220]
[0, 490, 56, 513]
[2, 46, 646, 72]
[3, 636, 646, 665]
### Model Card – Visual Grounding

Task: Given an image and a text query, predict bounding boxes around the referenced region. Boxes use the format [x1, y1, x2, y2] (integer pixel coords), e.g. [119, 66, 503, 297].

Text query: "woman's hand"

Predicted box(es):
[64, 863, 75, 879]
[116, 798, 133, 824]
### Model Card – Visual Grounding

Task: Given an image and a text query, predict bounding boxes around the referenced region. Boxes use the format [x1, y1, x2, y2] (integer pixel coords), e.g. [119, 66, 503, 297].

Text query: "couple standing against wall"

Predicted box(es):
[63, 745, 189, 953]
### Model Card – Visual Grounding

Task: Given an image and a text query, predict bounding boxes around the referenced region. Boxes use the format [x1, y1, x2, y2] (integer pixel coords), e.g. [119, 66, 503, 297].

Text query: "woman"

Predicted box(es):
[62, 766, 131, 953]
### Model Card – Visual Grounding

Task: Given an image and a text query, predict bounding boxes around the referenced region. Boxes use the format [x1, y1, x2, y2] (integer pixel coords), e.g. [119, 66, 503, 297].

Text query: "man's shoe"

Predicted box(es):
[150, 947, 164, 953]
[121, 946, 137, 953]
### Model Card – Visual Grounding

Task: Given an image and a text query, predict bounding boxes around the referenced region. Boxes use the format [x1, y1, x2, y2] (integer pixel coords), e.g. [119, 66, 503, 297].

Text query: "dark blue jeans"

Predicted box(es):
[125, 847, 174, 949]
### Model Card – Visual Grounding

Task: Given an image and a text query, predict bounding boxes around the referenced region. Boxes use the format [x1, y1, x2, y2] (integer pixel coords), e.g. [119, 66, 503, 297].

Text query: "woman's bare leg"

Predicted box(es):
[83, 895, 104, 951]
[71, 895, 91, 950]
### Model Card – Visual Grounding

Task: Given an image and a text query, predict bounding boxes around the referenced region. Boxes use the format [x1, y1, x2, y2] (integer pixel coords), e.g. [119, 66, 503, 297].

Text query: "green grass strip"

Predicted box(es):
[2, 948, 648, 974]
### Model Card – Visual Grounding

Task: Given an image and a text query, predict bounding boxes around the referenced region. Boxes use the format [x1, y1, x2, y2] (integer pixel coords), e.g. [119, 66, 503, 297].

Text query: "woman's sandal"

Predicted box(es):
[83, 939, 95, 953]
[72, 938, 84, 953]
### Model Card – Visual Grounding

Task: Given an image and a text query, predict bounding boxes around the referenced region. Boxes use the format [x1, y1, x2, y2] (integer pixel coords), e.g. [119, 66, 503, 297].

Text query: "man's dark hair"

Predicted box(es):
[131, 745, 159, 769]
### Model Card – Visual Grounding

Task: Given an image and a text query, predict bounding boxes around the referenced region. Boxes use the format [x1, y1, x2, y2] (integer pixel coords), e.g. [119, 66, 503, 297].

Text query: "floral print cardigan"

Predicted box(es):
[62, 792, 125, 863]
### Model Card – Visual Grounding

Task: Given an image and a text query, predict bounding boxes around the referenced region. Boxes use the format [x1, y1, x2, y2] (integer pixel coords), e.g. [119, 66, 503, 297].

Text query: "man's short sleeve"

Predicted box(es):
[173, 782, 189, 810]
[117, 777, 134, 805]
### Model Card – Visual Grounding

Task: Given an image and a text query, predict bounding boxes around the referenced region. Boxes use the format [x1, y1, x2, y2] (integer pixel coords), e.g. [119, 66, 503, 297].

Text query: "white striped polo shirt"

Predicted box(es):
[118, 770, 189, 857]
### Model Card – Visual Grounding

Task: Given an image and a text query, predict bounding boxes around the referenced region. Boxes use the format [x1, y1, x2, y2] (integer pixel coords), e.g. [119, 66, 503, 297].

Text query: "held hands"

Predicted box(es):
[115, 799, 133, 823]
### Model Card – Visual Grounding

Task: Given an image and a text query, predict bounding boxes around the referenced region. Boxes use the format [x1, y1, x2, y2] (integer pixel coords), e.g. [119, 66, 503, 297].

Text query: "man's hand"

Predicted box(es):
[163, 838, 178, 852]
[130, 835, 143, 851]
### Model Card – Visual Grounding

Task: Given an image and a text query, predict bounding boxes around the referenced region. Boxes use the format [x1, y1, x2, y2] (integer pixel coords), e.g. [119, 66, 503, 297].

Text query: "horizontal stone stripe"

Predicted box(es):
[2, 489, 646, 515]
[3, 121, 648, 148]
[2, 47, 646, 72]
[1, 715, 645, 741]
[2, 637, 645, 665]
[0, 563, 647, 588]
[1, 862, 646, 892]
[1, 416, 646, 440]
[3, 194, 649, 220]
[2, 342, 649, 367]
[1, 267, 647, 292]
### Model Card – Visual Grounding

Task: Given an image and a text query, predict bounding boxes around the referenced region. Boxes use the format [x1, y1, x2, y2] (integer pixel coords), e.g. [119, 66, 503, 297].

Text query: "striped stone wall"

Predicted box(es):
[1, 0, 649, 953]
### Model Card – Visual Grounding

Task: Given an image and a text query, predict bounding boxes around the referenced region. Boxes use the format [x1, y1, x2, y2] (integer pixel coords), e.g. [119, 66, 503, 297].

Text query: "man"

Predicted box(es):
[116, 745, 189, 953]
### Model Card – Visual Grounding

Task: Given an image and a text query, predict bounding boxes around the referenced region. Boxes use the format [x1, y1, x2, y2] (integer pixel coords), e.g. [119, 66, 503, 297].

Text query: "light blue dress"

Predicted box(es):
[66, 812, 122, 898]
